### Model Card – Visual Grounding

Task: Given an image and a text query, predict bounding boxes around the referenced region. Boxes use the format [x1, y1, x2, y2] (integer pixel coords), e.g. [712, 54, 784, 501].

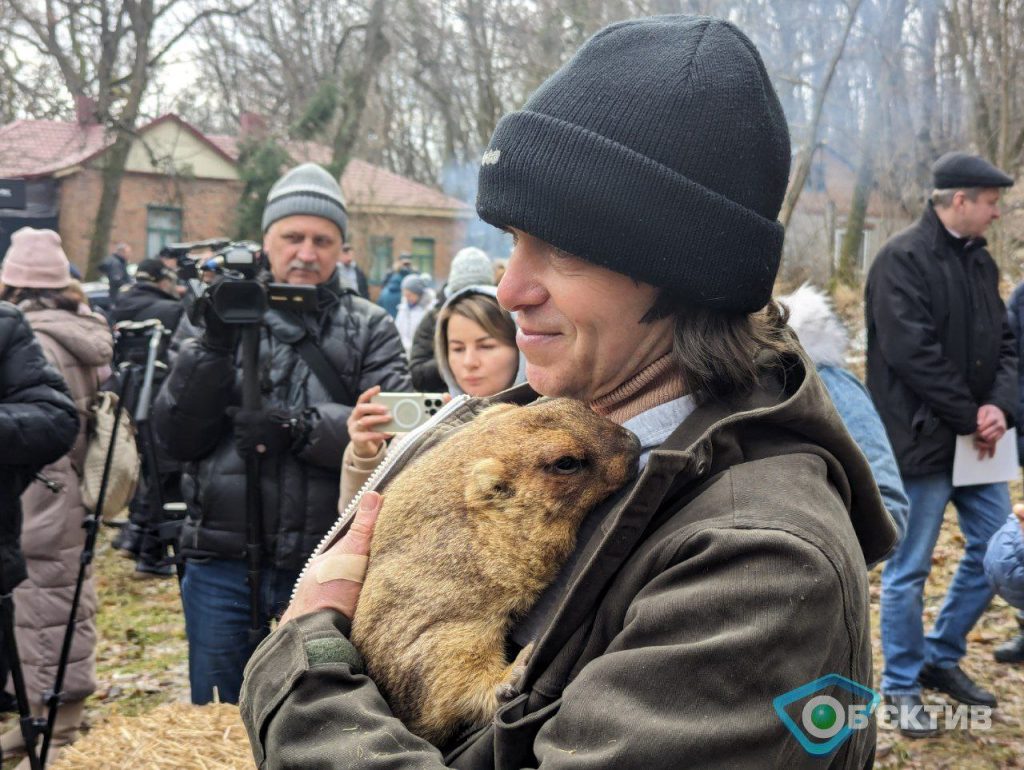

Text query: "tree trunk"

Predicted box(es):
[779, 0, 862, 229]
[330, 0, 390, 176]
[86, 133, 134, 278]
[835, 138, 875, 288]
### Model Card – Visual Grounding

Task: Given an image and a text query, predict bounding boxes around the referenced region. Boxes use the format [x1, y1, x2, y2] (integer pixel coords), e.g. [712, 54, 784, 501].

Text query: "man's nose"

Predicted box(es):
[497, 249, 545, 312]
[296, 239, 318, 261]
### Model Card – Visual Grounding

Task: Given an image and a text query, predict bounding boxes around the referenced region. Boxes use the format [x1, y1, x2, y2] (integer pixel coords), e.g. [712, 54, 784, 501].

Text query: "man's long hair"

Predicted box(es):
[643, 294, 796, 402]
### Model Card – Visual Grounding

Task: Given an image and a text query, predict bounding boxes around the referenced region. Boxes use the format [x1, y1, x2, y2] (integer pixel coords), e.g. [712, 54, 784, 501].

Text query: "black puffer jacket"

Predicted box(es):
[109, 281, 184, 333]
[865, 203, 1017, 476]
[153, 272, 412, 569]
[409, 304, 446, 392]
[0, 302, 79, 593]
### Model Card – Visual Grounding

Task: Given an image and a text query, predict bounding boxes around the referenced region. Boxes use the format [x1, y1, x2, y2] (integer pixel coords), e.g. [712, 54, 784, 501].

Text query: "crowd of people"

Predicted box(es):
[1, 12, 1024, 769]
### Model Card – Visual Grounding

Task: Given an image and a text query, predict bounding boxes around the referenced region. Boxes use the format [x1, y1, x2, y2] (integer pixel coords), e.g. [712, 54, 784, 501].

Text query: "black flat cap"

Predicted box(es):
[932, 152, 1014, 189]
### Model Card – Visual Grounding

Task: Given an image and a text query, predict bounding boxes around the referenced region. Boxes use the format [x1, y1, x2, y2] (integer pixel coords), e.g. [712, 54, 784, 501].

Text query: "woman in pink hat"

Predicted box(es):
[0, 228, 112, 767]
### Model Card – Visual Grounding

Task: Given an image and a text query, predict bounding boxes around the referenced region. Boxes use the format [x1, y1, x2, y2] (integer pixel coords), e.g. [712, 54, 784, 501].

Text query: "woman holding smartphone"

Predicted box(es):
[340, 285, 525, 509]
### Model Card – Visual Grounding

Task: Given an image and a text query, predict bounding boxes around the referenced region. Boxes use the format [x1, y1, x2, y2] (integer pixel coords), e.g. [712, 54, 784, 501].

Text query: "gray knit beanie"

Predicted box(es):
[401, 273, 429, 297]
[476, 15, 791, 313]
[261, 163, 348, 239]
[446, 247, 494, 296]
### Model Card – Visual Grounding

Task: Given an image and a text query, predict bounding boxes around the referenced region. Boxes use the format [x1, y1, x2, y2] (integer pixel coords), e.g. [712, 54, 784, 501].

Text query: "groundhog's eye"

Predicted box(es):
[550, 456, 585, 475]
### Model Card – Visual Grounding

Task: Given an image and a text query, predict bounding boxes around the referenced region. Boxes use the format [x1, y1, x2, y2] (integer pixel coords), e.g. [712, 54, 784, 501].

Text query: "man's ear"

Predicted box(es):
[466, 457, 512, 502]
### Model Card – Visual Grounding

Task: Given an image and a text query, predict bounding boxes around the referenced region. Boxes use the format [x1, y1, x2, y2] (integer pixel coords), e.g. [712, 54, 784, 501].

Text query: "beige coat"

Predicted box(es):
[15, 305, 113, 704]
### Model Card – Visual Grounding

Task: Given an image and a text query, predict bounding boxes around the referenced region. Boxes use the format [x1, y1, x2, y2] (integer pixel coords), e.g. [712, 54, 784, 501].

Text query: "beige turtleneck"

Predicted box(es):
[588, 353, 688, 424]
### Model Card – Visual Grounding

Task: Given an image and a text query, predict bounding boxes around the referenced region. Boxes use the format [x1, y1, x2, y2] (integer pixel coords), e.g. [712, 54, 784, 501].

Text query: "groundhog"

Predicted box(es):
[350, 398, 641, 745]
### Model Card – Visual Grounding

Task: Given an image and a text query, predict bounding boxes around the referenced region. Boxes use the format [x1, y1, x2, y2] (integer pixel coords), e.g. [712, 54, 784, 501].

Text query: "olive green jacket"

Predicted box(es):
[240, 354, 897, 769]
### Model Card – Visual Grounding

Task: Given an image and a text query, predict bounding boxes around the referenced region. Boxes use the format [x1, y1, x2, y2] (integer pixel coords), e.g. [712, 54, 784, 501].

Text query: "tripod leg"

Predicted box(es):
[40, 369, 135, 766]
[1, 592, 43, 770]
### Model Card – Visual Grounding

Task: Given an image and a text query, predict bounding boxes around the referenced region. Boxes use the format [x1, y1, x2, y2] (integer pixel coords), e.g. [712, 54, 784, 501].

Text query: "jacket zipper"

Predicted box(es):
[291, 393, 472, 601]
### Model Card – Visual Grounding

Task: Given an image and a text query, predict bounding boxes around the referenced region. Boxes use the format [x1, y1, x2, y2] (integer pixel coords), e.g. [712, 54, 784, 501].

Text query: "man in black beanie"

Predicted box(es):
[241, 17, 895, 768]
[867, 152, 1015, 737]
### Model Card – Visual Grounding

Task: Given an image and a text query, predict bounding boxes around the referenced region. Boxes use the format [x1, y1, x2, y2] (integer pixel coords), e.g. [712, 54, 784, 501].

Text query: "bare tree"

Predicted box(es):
[779, 0, 864, 229]
[5, 0, 251, 276]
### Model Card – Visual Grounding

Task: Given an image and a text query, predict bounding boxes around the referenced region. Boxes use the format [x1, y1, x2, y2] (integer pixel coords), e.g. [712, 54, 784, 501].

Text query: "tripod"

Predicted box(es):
[118, 323, 184, 583]
[36, 321, 176, 766]
[1, 515, 44, 770]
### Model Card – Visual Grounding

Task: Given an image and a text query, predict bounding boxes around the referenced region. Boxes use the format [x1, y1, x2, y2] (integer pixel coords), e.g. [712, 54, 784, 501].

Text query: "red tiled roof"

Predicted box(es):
[208, 134, 470, 213]
[0, 114, 236, 178]
[0, 115, 472, 214]
[0, 119, 110, 178]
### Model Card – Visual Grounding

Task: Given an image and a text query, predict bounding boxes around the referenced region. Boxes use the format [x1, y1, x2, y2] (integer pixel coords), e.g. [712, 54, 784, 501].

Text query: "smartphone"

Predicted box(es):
[369, 392, 447, 434]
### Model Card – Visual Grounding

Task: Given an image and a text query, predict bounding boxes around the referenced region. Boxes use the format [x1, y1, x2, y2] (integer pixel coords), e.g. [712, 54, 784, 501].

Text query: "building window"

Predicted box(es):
[410, 237, 435, 277]
[369, 236, 394, 283]
[147, 205, 182, 258]
[834, 226, 870, 272]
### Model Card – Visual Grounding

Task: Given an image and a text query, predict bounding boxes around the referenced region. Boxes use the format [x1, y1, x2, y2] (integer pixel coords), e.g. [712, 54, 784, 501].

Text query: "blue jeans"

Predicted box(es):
[880, 474, 1008, 694]
[181, 558, 299, 704]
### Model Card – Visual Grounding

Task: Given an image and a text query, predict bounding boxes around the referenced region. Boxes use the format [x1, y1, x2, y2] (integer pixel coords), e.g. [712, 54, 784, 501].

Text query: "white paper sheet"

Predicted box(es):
[952, 428, 1019, 487]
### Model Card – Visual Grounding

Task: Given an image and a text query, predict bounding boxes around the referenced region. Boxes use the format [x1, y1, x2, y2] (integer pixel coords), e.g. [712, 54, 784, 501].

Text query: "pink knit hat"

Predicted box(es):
[1, 227, 72, 289]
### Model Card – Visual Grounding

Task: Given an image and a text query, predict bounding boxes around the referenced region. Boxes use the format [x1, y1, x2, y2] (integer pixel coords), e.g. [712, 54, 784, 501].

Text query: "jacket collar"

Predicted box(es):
[521, 352, 897, 688]
[922, 201, 987, 256]
[132, 281, 178, 301]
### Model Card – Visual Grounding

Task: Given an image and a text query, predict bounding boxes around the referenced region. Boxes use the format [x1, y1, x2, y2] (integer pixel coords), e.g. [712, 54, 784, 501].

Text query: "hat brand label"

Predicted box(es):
[481, 149, 501, 166]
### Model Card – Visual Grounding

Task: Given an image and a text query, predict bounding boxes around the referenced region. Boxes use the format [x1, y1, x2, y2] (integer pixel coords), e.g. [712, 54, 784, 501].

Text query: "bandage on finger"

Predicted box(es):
[315, 553, 369, 584]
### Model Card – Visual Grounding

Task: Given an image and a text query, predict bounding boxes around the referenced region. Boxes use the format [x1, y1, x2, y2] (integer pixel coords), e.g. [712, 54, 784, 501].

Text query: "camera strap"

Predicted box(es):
[295, 336, 356, 406]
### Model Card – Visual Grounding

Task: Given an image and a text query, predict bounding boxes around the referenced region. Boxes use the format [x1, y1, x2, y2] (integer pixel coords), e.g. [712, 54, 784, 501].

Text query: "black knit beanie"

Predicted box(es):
[476, 16, 791, 313]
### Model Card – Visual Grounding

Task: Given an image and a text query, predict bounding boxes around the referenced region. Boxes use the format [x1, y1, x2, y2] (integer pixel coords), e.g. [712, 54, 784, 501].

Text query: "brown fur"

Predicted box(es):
[351, 398, 640, 745]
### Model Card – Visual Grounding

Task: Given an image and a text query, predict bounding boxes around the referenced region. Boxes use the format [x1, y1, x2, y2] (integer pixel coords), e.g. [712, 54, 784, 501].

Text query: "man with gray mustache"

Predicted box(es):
[153, 162, 411, 706]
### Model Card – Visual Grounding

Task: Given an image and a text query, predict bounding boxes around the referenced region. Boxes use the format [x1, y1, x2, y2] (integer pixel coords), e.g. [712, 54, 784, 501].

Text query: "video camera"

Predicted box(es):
[161, 239, 317, 325]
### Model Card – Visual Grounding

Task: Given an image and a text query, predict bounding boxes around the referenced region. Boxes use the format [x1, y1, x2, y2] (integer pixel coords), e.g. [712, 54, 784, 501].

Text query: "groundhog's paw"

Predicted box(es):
[496, 642, 534, 703]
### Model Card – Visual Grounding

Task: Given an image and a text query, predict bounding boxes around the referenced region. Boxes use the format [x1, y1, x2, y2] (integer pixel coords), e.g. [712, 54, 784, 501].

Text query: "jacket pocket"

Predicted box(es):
[911, 402, 940, 437]
[492, 693, 563, 770]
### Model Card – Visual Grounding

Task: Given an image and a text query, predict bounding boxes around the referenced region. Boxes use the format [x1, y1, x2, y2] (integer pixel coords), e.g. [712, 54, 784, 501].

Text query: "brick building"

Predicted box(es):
[0, 113, 476, 287]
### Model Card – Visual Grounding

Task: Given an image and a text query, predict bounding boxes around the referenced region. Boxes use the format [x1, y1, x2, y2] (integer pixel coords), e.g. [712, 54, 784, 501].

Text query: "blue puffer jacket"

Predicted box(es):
[1006, 281, 1024, 460]
[984, 514, 1024, 610]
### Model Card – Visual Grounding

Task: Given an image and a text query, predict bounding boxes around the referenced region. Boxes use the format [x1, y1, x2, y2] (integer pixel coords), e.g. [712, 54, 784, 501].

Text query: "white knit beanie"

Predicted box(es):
[446, 247, 494, 296]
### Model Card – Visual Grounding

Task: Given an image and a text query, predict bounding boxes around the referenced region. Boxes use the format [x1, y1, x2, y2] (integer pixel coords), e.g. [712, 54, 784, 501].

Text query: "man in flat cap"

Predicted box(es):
[866, 152, 1015, 737]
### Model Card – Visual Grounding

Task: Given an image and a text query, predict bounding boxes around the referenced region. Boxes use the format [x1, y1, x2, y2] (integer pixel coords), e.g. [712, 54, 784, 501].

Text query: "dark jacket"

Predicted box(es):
[98, 253, 131, 303]
[409, 304, 446, 392]
[1006, 281, 1024, 461]
[865, 203, 1017, 477]
[240, 354, 896, 769]
[153, 271, 412, 570]
[109, 281, 184, 333]
[0, 302, 79, 593]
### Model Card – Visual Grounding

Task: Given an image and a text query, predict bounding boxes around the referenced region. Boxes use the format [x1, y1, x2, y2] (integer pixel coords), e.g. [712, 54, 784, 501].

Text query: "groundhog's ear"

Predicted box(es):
[467, 457, 513, 501]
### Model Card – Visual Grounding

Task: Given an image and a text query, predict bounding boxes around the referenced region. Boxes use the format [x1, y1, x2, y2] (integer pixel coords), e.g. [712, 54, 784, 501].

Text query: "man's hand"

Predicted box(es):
[279, 491, 382, 625]
[975, 404, 1007, 457]
[230, 407, 298, 457]
[1014, 504, 1024, 535]
[191, 291, 238, 351]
